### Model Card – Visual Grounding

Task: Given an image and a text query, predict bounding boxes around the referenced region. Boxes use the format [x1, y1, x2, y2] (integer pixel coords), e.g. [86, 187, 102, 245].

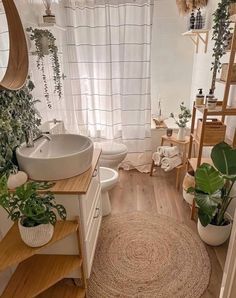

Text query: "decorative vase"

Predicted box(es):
[7, 170, 28, 190]
[18, 220, 54, 247]
[197, 217, 232, 246]
[182, 171, 195, 205]
[177, 127, 186, 141]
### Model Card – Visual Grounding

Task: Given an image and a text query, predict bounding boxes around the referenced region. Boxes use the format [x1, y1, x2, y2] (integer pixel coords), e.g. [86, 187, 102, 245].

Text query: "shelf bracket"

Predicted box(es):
[182, 30, 209, 54]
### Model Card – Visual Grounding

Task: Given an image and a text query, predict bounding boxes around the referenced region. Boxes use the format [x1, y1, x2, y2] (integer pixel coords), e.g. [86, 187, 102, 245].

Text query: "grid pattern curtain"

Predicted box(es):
[64, 0, 154, 172]
[0, 3, 9, 80]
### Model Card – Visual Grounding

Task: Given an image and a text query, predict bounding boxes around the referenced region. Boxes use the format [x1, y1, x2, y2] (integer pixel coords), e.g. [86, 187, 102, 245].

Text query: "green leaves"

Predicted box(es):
[0, 177, 66, 227]
[195, 163, 225, 194]
[170, 102, 191, 128]
[211, 142, 236, 181]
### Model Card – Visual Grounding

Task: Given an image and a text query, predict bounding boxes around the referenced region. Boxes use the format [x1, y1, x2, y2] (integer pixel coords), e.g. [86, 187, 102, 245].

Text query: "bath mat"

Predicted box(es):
[88, 212, 211, 298]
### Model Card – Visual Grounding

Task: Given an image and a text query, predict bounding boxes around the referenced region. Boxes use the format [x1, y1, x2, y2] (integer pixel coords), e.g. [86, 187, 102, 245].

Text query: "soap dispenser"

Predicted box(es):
[206, 89, 217, 110]
[195, 88, 205, 107]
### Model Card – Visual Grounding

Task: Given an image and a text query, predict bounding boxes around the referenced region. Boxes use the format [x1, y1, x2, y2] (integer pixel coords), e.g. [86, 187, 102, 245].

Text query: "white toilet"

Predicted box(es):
[100, 167, 119, 216]
[97, 142, 128, 216]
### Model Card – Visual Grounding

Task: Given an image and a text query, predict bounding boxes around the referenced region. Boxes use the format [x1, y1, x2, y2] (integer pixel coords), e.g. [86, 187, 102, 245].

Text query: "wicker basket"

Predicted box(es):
[196, 119, 226, 146]
[220, 63, 236, 82]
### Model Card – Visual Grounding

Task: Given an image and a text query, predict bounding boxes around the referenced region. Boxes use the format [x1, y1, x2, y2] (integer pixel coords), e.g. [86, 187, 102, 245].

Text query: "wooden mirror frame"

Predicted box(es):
[0, 0, 28, 90]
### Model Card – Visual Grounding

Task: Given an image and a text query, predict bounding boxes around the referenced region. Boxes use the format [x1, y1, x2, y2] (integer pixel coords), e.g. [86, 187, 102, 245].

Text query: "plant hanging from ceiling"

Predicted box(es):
[26, 27, 63, 108]
[210, 0, 236, 91]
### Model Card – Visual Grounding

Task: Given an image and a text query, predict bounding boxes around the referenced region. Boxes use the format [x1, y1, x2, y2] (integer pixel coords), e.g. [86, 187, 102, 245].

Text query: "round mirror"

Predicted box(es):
[0, 0, 28, 91]
[0, 1, 9, 82]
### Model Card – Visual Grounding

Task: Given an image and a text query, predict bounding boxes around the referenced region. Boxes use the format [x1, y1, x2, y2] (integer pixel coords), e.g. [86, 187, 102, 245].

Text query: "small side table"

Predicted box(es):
[150, 134, 190, 189]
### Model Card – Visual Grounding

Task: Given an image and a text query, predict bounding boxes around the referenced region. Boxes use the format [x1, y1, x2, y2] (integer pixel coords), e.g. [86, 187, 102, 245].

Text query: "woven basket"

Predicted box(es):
[18, 220, 54, 247]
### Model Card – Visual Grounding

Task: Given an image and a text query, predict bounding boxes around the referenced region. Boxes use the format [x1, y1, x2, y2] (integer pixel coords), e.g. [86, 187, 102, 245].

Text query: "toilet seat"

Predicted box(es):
[100, 142, 127, 156]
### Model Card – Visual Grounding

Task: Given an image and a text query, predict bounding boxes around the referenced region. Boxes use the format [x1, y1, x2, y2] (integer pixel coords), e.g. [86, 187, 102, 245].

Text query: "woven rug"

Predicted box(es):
[88, 212, 211, 298]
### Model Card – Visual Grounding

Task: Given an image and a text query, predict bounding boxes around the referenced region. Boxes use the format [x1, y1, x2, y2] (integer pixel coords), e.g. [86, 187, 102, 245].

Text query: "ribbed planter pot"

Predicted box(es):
[197, 218, 232, 246]
[177, 127, 186, 141]
[18, 220, 54, 247]
[182, 171, 195, 205]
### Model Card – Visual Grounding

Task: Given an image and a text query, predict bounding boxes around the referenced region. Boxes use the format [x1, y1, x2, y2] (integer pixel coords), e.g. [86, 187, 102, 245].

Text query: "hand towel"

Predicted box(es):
[152, 152, 162, 166]
[161, 155, 182, 172]
[157, 146, 179, 158]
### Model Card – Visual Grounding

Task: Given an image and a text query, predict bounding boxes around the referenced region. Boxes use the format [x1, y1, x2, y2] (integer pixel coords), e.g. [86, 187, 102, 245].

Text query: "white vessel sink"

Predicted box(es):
[16, 134, 94, 181]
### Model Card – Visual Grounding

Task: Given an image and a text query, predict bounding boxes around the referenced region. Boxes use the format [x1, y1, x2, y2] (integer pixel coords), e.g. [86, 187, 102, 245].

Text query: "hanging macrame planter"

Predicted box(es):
[176, 0, 208, 15]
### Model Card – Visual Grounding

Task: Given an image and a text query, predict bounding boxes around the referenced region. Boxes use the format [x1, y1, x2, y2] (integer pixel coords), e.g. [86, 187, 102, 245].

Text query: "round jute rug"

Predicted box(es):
[88, 212, 211, 298]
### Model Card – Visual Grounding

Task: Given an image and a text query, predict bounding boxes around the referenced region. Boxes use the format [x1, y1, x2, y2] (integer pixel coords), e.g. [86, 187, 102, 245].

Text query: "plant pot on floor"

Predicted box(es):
[18, 220, 54, 247]
[177, 127, 186, 141]
[182, 171, 195, 205]
[197, 217, 232, 246]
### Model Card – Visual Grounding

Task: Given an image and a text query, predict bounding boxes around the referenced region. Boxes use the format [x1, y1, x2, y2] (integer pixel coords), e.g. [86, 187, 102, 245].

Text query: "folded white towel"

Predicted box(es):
[152, 152, 162, 166]
[161, 155, 182, 172]
[157, 146, 179, 158]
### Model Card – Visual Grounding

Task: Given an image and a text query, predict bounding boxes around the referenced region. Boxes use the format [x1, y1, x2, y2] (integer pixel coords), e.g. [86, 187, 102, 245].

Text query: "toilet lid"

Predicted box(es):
[98, 142, 127, 155]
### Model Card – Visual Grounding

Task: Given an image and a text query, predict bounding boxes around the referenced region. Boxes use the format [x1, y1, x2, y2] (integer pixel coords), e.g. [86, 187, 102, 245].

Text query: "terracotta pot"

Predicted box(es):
[18, 220, 54, 247]
[197, 217, 232, 246]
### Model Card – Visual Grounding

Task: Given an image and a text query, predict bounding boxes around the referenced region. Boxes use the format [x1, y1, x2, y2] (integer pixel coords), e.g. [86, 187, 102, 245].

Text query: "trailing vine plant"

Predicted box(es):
[26, 27, 63, 108]
[211, 0, 236, 91]
[0, 78, 41, 175]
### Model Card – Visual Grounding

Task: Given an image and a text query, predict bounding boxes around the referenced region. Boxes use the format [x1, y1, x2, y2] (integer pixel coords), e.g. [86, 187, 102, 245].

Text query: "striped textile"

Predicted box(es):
[0, 2, 9, 80]
[64, 0, 154, 172]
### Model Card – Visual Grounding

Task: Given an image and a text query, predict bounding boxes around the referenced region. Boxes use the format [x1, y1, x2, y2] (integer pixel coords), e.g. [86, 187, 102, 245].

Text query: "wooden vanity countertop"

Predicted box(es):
[47, 148, 101, 195]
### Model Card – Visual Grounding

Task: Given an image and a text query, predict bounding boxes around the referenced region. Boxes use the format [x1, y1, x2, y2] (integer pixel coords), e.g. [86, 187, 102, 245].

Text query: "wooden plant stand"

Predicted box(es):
[0, 220, 86, 297]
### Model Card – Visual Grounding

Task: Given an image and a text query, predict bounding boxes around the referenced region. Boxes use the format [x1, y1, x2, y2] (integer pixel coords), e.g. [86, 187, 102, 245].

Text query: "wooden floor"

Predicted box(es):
[110, 169, 224, 298]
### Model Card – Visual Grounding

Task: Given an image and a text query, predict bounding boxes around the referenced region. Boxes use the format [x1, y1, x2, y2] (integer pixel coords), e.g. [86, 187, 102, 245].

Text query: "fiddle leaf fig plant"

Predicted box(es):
[188, 142, 236, 227]
[26, 27, 63, 108]
[0, 175, 66, 227]
[0, 78, 41, 175]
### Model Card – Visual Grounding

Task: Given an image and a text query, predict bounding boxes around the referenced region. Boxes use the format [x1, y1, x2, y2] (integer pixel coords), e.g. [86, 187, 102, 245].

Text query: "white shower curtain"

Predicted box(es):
[64, 0, 154, 172]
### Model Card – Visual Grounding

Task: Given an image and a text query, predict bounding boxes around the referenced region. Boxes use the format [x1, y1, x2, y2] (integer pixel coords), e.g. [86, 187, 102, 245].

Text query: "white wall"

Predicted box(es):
[151, 0, 194, 117]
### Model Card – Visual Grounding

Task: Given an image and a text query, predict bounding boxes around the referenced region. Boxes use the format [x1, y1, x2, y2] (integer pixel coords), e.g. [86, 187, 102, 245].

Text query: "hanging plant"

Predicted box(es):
[211, 0, 236, 91]
[0, 78, 41, 175]
[26, 27, 63, 108]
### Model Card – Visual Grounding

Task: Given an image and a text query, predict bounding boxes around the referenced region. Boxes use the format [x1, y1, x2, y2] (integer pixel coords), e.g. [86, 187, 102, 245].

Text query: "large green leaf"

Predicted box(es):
[194, 191, 220, 226]
[195, 163, 224, 194]
[211, 142, 236, 180]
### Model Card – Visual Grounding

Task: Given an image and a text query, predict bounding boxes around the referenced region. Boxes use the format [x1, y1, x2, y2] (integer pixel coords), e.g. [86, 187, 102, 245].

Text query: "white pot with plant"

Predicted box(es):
[0, 176, 67, 247]
[188, 142, 236, 246]
[170, 102, 191, 141]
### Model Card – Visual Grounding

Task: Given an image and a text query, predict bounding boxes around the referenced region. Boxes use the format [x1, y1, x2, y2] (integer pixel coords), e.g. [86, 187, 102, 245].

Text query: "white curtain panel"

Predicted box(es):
[0, 2, 9, 80]
[64, 0, 154, 172]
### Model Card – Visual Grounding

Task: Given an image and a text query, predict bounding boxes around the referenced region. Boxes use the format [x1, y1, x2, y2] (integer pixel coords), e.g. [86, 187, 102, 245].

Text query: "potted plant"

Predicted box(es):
[42, 0, 56, 24]
[211, 0, 236, 91]
[188, 142, 236, 246]
[0, 175, 66, 247]
[170, 102, 191, 141]
[26, 27, 63, 108]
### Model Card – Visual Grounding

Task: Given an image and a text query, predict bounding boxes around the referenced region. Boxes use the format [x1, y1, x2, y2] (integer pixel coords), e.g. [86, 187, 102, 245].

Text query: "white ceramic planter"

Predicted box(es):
[197, 218, 232, 246]
[183, 189, 195, 205]
[177, 127, 186, 141]
[18, 221, 54, 247]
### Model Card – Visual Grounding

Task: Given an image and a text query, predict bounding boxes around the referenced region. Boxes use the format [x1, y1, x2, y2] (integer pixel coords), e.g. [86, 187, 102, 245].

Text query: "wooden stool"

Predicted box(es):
[150, 133, 190, 190]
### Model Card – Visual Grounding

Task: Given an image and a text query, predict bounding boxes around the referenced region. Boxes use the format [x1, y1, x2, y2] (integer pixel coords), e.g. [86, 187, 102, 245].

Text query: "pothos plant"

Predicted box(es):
[170, 102, 191, 128]
[26, 27, 63, 108]
[211, 0, 236, 91]
[0, 78, 41, 175]
[0, 175, 66, 227]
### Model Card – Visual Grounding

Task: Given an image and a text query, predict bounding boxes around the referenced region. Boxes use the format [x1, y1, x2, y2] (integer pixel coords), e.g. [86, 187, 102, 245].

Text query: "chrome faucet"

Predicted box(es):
[25, 130, 52, 148]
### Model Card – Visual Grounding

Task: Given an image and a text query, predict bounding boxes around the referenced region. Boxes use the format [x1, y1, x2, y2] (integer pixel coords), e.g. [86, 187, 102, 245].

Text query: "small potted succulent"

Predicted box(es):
[0, 175, 66, 247]
[188, 142, 236, 246]
[170, 102, 191, 141]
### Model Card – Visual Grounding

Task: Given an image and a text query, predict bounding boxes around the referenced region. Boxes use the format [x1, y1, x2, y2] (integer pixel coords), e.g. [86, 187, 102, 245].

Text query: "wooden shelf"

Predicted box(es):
[0, 221, 78, 272]
[1, 255, 82, 298]
[182, 29, 209, 53]
[188, 158, 213, 172]
[195, 105, 236, 116]
[216, 78, 236, 85]
[37, 281, 86, 298]
[161, 133, 190, 145]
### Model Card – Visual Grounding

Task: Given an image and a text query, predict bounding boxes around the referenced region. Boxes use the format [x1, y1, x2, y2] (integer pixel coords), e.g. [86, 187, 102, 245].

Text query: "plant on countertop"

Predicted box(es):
[0, 175, 66, 227]
[0, 78, 41, 176]
[188, 142, 236, 227]
[211, 0, 236, 91]
[170, 102, 191, 128]
[26, 27, 63, 108]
